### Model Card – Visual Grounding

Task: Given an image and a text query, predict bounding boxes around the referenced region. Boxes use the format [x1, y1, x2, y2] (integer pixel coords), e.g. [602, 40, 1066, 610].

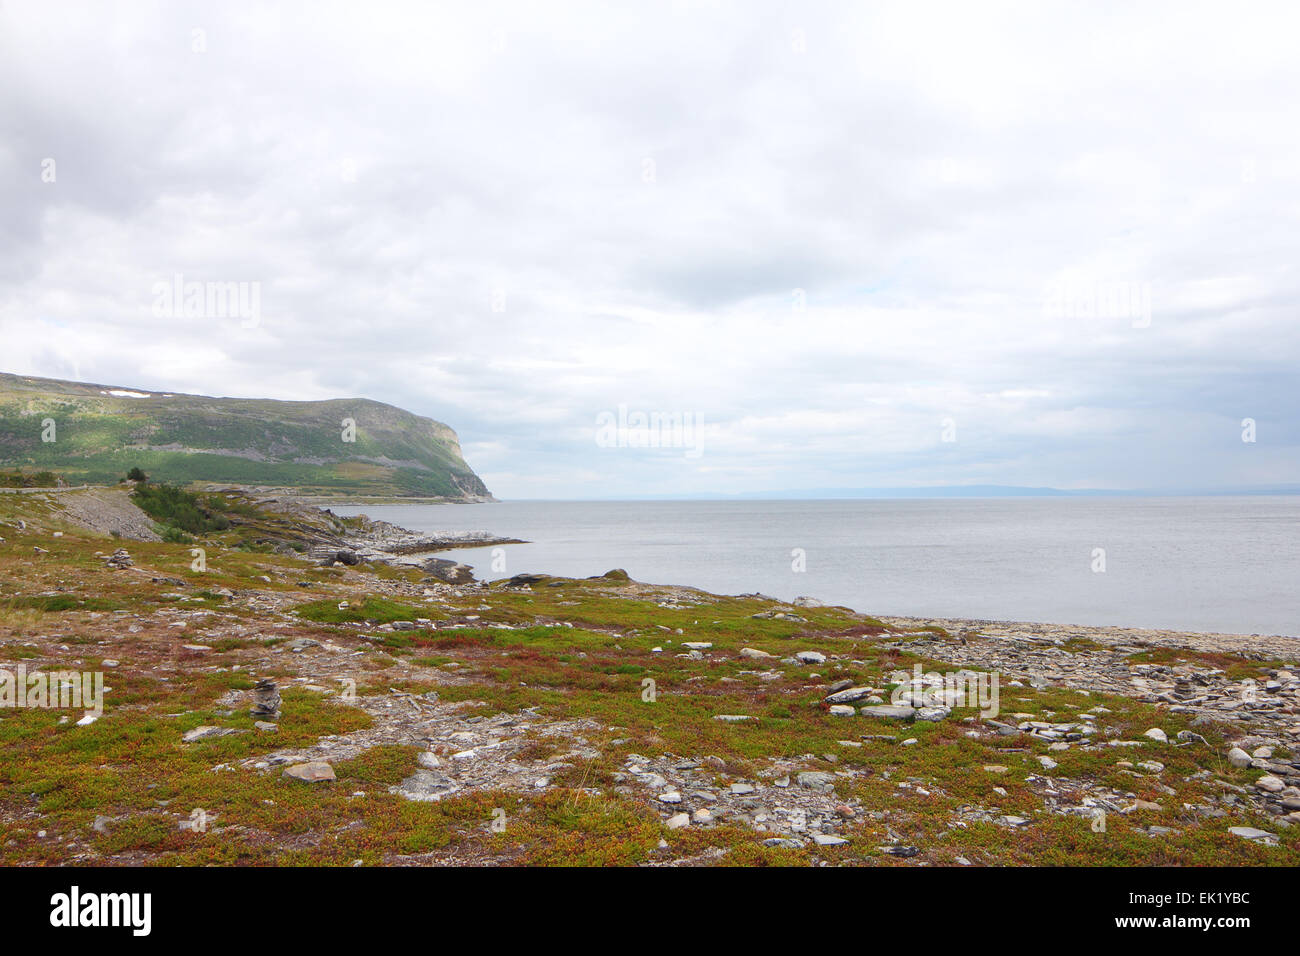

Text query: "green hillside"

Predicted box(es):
[0, 372, 491, 498]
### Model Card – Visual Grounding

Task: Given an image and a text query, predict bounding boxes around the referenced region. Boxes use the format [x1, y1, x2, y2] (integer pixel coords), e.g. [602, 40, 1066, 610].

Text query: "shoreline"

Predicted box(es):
[19, 485, 1299, 646]
[318, 500, 1297, 645]
[877, 614, 1300, 657]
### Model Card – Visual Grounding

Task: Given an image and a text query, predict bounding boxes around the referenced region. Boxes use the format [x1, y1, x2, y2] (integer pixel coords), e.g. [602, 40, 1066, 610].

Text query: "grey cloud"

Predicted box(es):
[1, 0, 1298, 498]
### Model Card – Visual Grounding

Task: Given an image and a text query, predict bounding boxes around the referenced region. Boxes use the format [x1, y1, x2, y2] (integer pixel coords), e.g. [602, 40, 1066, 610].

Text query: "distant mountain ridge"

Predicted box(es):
[565, 484, 1300, 501]
[0, 372, 490, 499]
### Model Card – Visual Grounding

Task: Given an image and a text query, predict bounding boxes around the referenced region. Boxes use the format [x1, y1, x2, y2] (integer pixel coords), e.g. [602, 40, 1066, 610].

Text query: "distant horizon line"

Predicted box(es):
[493, 484, 1300, 502]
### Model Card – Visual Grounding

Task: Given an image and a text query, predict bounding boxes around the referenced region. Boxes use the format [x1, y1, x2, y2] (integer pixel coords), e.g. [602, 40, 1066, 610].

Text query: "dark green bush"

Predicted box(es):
[132, 482, 233, 536]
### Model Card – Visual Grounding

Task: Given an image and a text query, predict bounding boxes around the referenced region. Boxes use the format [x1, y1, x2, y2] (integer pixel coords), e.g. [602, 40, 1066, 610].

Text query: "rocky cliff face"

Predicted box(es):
[0, 372, 491, 498]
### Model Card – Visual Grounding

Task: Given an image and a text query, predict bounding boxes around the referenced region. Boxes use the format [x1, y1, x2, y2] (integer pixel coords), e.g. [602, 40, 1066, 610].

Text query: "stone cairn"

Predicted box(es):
[249, 679, 281, 720]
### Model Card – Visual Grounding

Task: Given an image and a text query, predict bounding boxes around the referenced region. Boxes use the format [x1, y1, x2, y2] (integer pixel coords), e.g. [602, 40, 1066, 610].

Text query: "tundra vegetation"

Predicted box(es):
[0, 487, 1295, 866]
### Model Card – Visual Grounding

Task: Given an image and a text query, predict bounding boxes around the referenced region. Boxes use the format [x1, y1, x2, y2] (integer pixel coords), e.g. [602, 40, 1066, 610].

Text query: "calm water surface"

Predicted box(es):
[332, 498, 1300, 637]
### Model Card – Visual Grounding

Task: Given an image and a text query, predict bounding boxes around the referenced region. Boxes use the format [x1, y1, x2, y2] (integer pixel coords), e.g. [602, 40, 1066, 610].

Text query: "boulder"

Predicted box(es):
[1227, 747, 1252, 768]
[422, 557, 475, 584]
[504, 573, 548, 587]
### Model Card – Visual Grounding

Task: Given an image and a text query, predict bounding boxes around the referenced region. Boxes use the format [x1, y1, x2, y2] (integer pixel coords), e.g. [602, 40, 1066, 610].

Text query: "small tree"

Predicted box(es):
[126, 467, 148, 482]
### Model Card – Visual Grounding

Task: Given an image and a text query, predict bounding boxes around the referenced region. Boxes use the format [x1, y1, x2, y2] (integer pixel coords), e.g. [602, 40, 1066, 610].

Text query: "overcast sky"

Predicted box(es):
[2, 1, 1298, 498]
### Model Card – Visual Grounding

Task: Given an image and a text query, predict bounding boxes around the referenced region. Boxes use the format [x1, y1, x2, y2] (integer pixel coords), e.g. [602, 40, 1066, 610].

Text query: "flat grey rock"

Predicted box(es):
[826, 686, 874, 704]
[914, 706, 951, 721]
[859, 704, 917, 720]
[812, 833, 848, 846]
[182, 725, 244, 742]
[390, 769, 457, 801]
[1228, 826, 1276, 843]
[796, 771, 836, 793]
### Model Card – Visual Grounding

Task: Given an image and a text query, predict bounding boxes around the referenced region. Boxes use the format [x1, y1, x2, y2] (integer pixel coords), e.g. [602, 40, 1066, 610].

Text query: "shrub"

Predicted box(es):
[132, 482, 233, 536]
[0, 471, 59, 488]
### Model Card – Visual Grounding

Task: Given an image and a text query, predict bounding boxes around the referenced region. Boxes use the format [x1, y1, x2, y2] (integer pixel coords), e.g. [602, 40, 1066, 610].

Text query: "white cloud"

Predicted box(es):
[1, 0, 1298, 497]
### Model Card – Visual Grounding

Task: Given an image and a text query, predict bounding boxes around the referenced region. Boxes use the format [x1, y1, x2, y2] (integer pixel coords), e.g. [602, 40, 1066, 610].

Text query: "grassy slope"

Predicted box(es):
[0, 372, 489, 498]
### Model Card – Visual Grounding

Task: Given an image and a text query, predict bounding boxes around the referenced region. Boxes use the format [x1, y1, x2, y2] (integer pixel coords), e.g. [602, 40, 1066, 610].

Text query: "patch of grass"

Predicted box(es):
[293, 597, 429, 625]
[4, 595, 125, 613]
[0, 471, 60, 488]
